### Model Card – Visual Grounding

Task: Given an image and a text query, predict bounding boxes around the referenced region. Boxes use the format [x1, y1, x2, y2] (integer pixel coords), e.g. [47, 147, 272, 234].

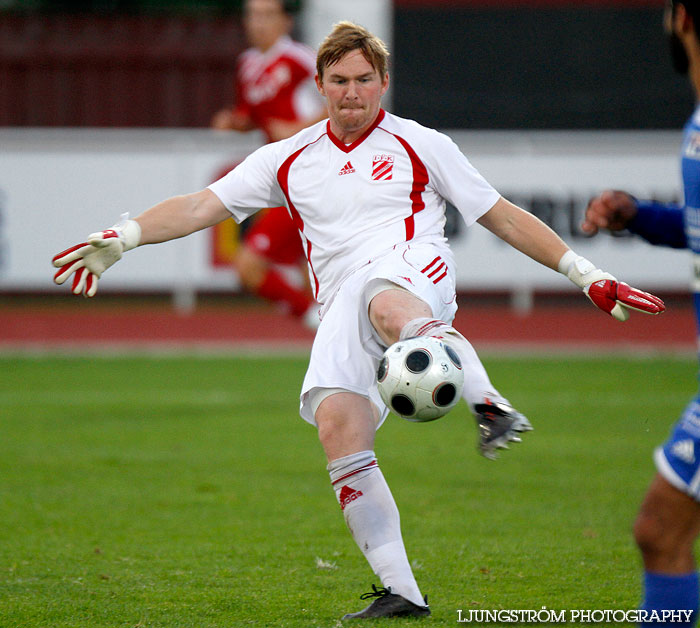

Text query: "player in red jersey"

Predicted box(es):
[211, 0, 327, 327]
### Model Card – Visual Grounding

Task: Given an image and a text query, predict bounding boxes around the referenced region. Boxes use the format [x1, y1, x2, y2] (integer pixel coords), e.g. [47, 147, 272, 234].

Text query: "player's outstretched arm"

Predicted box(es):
[134, 189, 230, 245]
[477, 197, 665, 321]
[53, 189, 230, 297]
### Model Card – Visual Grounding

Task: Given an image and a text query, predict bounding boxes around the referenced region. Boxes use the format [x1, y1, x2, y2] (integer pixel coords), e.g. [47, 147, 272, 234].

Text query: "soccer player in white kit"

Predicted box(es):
[52, 21, 665, 620]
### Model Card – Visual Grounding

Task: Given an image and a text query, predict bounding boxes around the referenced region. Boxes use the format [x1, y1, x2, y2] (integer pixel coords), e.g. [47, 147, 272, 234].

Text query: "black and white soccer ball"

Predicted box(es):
[376, 336, 464, 422]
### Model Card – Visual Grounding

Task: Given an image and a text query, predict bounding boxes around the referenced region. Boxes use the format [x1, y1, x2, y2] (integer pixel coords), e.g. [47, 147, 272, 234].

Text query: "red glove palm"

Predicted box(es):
[560, 251, 666, 322]
[585, 279, 665, 320]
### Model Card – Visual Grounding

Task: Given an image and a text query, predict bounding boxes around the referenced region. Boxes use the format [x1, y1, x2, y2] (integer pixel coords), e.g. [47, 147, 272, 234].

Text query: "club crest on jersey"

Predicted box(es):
[372, 154, 394, 181]
[338, 161, 356, 176]
[684, 132, 700, 160]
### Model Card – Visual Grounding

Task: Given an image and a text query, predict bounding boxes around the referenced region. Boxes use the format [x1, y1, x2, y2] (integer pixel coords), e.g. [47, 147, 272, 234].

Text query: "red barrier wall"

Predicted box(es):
[0, 15, 245, 126]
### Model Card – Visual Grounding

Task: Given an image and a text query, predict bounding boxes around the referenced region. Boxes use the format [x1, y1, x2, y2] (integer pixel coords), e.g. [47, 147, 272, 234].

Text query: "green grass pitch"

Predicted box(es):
[0, 354, 695, 627]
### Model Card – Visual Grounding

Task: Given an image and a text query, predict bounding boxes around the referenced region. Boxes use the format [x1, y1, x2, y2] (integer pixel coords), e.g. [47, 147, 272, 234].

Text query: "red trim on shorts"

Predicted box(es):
[276, 136, 325, 299]
[421, 256, 448, 284]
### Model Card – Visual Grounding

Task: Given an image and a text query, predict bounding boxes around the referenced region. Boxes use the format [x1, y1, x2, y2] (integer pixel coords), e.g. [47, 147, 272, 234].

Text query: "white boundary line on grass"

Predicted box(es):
[0, 340, 695, 360]
[0, 340, 314, 358]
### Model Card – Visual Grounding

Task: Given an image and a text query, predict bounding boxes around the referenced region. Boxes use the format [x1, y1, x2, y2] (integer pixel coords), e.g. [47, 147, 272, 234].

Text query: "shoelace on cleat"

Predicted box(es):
[359, 584, 392, 600]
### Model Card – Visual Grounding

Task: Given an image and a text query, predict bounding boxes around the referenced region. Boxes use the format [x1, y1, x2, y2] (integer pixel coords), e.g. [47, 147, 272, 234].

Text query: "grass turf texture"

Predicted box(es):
[0, 354, 695, 627]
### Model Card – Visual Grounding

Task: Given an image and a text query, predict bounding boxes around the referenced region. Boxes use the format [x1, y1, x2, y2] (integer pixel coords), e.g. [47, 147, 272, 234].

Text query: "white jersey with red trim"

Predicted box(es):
[208, 109, 500, 306]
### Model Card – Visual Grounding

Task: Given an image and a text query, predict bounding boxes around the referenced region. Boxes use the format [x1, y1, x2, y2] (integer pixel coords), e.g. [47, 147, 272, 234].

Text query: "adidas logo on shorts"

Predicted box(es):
[671, 439, 696, 464]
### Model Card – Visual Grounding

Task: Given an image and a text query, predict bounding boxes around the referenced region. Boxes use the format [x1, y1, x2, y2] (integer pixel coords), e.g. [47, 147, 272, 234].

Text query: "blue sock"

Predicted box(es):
[641, 571, 699, 627]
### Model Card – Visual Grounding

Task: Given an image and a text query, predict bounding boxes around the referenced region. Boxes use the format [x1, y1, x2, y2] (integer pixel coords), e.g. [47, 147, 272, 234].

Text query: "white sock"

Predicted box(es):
[400, 317, 507, 410]
[328, 450, 425, 607]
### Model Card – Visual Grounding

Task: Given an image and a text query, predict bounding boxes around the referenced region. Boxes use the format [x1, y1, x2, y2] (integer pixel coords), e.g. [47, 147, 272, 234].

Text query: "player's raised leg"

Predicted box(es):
[368, 287, 531, 459]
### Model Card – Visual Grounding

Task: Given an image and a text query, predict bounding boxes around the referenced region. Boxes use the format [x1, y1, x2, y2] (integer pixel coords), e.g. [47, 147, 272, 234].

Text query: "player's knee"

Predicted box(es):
[371, 307, 402, 345]
[634, 475, 700, 566]
[634, 508, 700, 572]
[634, 509, 678, 559]
[315, 392, 377, 460]
[369, 289, 431, 346]
[315, 394, 346, 442]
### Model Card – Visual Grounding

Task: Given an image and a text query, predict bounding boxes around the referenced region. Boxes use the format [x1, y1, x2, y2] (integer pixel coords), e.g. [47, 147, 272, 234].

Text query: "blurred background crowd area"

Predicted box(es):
[0, 0, 687, 130]
[2, 0, 693, 348]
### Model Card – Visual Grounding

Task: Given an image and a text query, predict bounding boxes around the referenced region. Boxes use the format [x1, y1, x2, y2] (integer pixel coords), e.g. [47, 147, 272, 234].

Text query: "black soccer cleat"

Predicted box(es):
[473, 400, 533, 460]
[342, 584, 431, 620]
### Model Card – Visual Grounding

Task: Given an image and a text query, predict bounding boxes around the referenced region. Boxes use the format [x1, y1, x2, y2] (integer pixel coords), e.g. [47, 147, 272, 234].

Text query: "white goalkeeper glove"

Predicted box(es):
[558, 250, 665, 321]
[52, 213, 141, 297]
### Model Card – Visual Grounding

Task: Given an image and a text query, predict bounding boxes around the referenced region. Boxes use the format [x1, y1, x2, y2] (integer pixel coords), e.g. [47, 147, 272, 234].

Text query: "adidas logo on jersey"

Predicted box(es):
[339, 485, 363, 510]
[338, 161, 356, 176]
[671, 439, 696, 464]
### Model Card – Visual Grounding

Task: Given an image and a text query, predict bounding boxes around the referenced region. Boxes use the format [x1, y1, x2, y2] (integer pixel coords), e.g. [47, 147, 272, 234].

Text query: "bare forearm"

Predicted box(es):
[477, 197, 569, 270]
[266, 110, 328, 142]
[135, 189, 231, 245]
[211, 108, 255, 132]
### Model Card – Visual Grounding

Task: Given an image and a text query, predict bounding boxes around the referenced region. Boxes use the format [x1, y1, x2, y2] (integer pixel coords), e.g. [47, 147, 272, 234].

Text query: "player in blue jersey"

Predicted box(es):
[583, 1, 700, 624]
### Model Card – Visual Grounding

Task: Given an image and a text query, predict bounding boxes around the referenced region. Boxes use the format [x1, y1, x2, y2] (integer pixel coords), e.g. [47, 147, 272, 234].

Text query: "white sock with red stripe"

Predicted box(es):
[328, 450, 425, 607]
[400, 317, 507, 410]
